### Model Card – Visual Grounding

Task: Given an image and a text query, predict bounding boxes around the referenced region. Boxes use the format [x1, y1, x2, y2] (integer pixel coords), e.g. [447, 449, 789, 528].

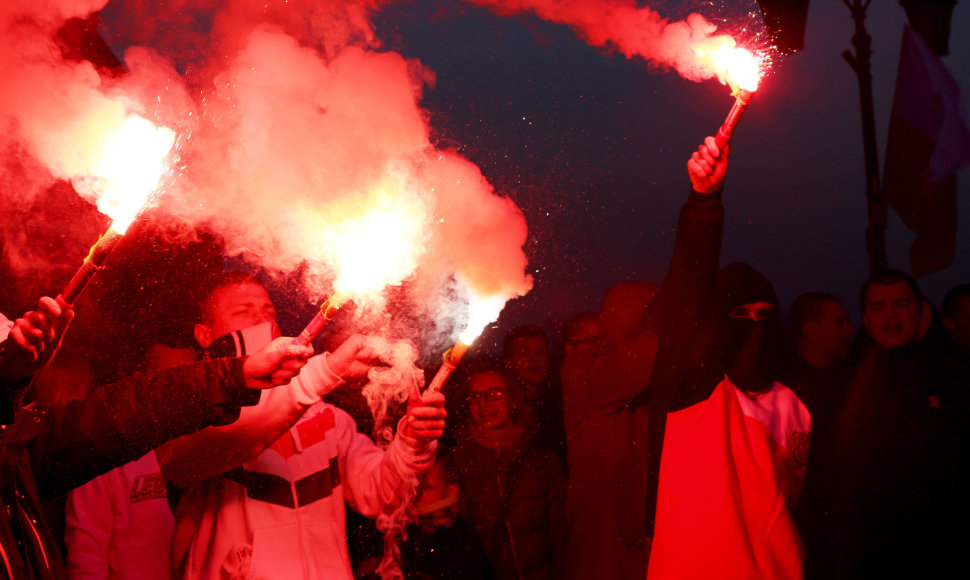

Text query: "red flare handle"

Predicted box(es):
[57, 228, 124, 307]
[293, 295, 346, 346]
[713, 89, 754, 151]
[426, 341, 470, 393]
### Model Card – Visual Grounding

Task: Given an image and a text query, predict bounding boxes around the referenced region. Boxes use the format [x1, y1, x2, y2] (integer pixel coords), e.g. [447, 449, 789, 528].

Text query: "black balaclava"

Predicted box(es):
[710, 262, 780, 393]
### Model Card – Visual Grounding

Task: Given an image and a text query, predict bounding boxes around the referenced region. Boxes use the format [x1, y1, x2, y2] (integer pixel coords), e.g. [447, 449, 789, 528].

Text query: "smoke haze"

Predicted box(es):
[1, 0, 534, 349]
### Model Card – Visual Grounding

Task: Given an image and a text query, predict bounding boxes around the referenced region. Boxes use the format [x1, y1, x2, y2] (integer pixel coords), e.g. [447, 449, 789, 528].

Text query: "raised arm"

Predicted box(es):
[653, 137, 729, 410]
[643, 137, 729, 540]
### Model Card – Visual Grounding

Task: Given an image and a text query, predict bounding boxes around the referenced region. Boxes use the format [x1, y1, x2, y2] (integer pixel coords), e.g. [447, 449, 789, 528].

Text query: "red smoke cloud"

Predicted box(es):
[1, 0, 533, 345]
[465, 0, 772, 82]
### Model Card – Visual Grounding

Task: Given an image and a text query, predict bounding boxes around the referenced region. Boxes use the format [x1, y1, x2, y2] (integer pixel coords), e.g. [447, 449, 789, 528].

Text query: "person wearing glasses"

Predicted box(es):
[450, 360, 566, 580]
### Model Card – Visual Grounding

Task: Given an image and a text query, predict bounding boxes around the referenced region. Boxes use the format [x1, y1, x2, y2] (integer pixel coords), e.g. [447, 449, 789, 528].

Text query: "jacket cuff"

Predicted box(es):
[292, 353, 345, 405]
[688, 186, 723, 202]
[221, 358, 261, 409]
[685, 187, 724, 219]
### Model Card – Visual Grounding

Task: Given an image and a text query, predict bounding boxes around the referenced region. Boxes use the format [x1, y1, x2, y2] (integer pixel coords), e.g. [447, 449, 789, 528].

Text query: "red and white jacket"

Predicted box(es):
[165, 356, 435, 580]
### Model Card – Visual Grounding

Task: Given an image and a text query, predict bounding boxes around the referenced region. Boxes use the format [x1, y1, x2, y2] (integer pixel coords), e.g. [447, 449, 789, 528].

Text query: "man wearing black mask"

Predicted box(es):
[641, 138, 811, 580]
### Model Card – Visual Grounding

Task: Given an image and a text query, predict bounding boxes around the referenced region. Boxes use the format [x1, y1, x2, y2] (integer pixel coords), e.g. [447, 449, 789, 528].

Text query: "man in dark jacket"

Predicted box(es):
[0, 295, 312, 579]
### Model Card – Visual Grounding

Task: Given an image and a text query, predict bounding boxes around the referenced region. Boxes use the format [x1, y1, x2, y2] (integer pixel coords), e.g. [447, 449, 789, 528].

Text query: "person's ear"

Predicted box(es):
[194, 323, 213, 349]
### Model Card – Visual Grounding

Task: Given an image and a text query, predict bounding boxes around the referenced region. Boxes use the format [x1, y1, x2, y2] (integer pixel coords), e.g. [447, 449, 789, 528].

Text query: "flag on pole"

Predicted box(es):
[882, 25, 970, 278]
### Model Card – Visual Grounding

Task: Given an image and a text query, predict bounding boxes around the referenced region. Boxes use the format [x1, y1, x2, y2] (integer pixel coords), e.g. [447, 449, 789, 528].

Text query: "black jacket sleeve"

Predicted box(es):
[643, 187, 724, 536]
[26, 357, 259, 500]
[653, 188, 725, 412]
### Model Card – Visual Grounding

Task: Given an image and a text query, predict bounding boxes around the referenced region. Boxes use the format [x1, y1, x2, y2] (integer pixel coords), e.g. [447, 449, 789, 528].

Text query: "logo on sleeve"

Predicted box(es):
[129, 474, 168, 504]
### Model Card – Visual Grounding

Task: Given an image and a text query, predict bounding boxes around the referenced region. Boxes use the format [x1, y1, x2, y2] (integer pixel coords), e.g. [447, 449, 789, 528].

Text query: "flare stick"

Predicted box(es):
[426, 341, 470, 393]
[56, 228, 124, 307]
[293, 294, 348, 346]
[713, 89, 754, 150]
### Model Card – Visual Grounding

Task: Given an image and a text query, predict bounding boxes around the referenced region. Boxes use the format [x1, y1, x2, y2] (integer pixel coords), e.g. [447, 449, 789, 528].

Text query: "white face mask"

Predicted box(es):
[207, 320, 278, 358]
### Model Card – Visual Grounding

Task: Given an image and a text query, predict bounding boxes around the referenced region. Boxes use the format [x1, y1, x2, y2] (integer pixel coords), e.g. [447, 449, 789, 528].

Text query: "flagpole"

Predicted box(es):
[843, 0, 888, 274]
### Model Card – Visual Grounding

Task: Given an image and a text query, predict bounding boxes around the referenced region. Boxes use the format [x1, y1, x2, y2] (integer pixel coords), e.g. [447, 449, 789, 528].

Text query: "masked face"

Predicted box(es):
[194, 282, 279, 349]
[716, 301, 779, 393]
[710, 264, 781, 392]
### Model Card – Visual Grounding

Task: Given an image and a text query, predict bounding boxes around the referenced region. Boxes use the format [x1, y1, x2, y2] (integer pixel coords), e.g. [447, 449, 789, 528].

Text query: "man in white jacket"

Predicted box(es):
[65, 272, 445, 579]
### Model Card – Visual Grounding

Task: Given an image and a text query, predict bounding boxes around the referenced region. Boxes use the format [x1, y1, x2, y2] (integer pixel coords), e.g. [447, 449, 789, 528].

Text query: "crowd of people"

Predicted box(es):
[1, 138, 969, 579]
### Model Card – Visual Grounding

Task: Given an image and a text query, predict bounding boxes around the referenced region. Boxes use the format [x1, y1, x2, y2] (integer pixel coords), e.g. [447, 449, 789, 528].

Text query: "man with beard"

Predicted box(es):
[502, 325, 565, 459]
[642, 138, 811, 580]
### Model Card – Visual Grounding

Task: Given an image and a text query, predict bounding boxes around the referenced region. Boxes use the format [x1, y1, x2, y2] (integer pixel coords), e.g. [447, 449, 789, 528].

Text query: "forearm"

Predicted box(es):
[30, 358, 257, 499]
[159, 354, 344, 487]
[346, 419, 436, 516]
[653, 189, 724, 407]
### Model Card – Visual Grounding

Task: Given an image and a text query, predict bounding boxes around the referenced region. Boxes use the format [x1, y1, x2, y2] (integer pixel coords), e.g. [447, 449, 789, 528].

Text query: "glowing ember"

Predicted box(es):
[693, 37, 764, 94]
[81, 115, 176, 234]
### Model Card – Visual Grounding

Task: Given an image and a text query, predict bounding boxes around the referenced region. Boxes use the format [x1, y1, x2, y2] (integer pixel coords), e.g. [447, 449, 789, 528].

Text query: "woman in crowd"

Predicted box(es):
[450, 360, 567, 580]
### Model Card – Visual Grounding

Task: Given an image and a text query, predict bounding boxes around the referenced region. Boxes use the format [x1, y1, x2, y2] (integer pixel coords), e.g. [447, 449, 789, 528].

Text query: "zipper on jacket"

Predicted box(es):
[16, 493, 49, 571]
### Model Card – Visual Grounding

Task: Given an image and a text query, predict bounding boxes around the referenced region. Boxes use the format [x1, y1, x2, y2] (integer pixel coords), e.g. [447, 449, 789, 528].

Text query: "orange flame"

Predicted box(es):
[302, 176, 429, 299]
[84, 115, 176, 234]
[693, 36, 764, 94]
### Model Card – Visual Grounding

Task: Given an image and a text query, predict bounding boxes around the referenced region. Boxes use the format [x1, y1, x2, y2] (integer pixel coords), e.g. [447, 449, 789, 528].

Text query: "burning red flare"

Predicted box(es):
[291, 176, 431, 344]
[83, 115, 177, 233]
[693, 39, 766, 149]
[693, 38, 764, 94]
[57, 114, 176, 306]
[427, 290, 510, 393]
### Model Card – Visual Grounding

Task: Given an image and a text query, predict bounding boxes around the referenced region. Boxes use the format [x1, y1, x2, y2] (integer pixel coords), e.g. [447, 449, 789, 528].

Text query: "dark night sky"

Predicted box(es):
[362, 0, 970, 352]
